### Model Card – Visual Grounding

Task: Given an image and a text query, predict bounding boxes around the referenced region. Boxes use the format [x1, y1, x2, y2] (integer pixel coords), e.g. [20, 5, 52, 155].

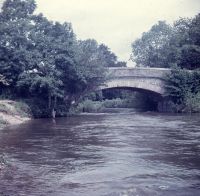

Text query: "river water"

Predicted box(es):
[0, 109, 200, 196]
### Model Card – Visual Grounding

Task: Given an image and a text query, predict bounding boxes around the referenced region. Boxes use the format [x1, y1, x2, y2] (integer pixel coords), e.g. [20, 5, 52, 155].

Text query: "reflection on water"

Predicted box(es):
[0, 109, 200, 196]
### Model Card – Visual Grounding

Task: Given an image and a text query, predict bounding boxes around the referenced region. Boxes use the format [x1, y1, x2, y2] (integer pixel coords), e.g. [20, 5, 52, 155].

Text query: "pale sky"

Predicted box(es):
[1, 0, 200, 66]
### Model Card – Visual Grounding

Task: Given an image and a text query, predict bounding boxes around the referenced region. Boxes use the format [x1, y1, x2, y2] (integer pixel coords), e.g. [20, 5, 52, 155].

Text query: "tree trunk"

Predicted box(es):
[52, 108, 56, 119]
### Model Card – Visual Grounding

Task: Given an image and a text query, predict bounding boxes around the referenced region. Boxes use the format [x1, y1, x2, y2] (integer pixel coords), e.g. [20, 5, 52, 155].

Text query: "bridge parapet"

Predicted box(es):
[107, 67, 171, 79]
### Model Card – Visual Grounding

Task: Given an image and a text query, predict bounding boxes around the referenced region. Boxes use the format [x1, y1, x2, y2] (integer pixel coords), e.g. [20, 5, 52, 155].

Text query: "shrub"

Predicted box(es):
[183, 92, 200, 113]
[165, 67, 200, 112]
[77, 99, 104, 113]
[103, 98, 124, 108]
[24, 98, 70, 118]
[0, 101, 31, 117]
[12, 101, 32, 117]
[24, 98, 51, 118]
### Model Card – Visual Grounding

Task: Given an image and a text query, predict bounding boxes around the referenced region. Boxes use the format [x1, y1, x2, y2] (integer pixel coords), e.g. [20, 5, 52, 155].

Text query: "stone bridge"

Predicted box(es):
[101, 67, 171, 95]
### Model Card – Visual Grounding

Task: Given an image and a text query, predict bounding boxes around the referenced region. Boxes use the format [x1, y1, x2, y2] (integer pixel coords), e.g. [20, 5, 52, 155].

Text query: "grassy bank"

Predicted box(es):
[0, 100, 32, 129]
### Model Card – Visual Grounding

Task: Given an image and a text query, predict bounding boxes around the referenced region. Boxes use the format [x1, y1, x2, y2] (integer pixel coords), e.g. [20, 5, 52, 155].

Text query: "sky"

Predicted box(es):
[1, 0, 200, 66]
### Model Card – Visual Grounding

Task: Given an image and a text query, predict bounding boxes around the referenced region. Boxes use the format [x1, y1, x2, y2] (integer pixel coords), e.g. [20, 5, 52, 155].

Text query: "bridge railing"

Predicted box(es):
[107, 67, 171, 79]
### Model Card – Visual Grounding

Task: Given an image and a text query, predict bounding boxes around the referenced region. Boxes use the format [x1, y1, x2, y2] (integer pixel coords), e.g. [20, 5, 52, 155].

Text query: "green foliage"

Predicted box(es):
[0, 0, 125, 117]
[179, 44, 200, 70]
[189, 13, 200, 46]
[77, 99, 104, 113]
[0, 88, 14, 99]
[101, 97, 139, 108]
[131, 14, 200, 70]
[102, 89, 158, 110]
[23, 98, 68, 118]
[2, 0, 36, 19]
[0, 100, 31, 129]
[0, 0, 35, 87]
[0, 74, 9, 86]
[183, 92, 200, 113]
[65, 39, 107, 102]
[24, 98, 51, 118]
[12, 101, 32, 117]
[103, 98, 124, 108]
[165, 67, 200, 112]
[76, 91, 159, 113]
[132, 14, 200, 113]
[131, 21, 174, 68]
[0, 100, 31, 117]
[98, 44, 126, 67]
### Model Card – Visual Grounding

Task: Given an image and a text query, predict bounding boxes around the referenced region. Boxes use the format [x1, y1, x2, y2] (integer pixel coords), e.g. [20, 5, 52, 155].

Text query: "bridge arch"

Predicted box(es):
[102, 78, 165, 95]
[101, 67, 170, 95]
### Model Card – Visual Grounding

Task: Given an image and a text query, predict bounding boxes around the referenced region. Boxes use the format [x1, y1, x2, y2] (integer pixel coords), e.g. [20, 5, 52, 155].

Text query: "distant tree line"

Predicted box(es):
[131, 14, 200, 112]
[0, 0, 126, 117]
[131, 15, 200, 70]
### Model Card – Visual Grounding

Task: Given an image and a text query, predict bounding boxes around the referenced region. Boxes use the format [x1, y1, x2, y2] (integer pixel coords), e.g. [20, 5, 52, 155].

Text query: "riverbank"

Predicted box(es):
[0, 100, 31, 130]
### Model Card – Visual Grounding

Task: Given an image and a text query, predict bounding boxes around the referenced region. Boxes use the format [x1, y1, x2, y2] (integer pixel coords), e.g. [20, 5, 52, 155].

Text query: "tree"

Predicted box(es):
[189, 13, 200, 46]
[115, 61, 126, 67]
[179, 44, 200, 69]
[1, 0, 36, 19]
[0, 0, 75, 115]
[177, 14, 200, 70]
[131, 15, 200, 70]
[0, 0, 115, 116]
[165, 67, 200, 112]
[0, 0, 36, 87]
[131, 21, 173, 67]
[0, 74, 9, 85]
[98, 44, 126, 67]
[17, 14, 75, 115]
[65, 39, 108, 105]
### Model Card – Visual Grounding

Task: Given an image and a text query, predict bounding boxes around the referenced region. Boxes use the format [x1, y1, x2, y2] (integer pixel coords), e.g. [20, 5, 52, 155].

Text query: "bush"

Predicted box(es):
[55, 104, 70, 117]
[76, 96, 156, 113]
[23, 98, 70, 118]
[24, 98, 52, 118]
[76, 96, 158, 113]
[183, 92, 200, 113]
[103, 98, 124, 108]
[12, 101, 32, 117]
[0, 88, 15, 100]
[165, 67, 200, 113]
[0, 101, 31, 117]
[77, 99, 104, 113]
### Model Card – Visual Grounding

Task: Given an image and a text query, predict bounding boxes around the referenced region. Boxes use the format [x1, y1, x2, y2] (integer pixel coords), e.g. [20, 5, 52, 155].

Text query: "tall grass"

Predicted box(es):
[77, 99, 104, 113]
[76, 98, 145, 113]
[0, 100, 31, 117]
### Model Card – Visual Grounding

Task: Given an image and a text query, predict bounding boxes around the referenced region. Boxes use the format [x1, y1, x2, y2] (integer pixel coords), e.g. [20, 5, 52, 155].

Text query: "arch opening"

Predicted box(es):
[101, 87, 164, 112]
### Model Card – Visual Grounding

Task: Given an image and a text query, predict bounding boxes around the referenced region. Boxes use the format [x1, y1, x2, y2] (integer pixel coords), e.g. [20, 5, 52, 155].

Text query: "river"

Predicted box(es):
[0, 109, 200, 196]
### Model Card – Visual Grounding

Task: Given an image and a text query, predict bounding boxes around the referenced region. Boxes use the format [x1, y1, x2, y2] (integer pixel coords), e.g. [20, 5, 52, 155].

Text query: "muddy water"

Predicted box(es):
[0, 109, 200, 196]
